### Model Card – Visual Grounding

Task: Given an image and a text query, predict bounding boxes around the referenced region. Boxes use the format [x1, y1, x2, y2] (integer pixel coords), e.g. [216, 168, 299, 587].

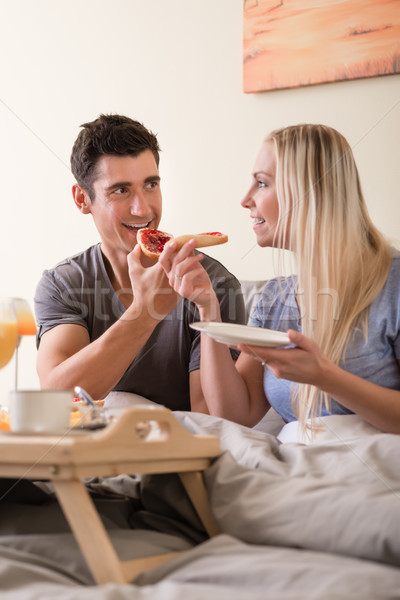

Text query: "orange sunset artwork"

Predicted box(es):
[243, 0, 400, 92]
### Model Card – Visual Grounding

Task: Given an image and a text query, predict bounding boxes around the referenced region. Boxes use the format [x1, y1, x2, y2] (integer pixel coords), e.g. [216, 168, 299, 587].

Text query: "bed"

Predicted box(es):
[0, 281, 399, 599]
[0, 406, 399, 599]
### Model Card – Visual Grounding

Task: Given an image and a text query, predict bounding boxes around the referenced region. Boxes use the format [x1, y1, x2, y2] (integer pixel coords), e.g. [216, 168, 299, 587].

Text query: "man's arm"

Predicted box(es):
[36, 246, 179, 399]
[36, 307, 162, 399]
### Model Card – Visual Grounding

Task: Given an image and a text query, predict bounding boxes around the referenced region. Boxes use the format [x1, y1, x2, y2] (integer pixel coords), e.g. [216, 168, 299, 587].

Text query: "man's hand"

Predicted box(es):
[38, 245, 181, 399]
[126, 243, 180, 322]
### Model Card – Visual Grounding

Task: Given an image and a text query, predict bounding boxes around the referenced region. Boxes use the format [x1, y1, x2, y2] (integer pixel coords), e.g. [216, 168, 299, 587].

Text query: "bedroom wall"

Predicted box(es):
[0, 0, 399, 392]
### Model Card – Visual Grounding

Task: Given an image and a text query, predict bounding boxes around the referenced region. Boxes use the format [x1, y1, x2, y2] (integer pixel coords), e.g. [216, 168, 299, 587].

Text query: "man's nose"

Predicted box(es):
[130, 191, 150, 216]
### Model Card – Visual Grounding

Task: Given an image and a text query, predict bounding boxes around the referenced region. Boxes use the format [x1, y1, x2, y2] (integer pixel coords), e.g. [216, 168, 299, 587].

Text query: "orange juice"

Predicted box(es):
[12, 298, 37, 336]
[0, 407, 10, 431]
[0, 320, 18, 368]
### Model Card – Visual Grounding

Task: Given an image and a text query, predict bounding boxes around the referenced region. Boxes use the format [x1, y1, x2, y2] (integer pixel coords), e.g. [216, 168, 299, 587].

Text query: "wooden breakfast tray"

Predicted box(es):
[0, 406, 221, 584]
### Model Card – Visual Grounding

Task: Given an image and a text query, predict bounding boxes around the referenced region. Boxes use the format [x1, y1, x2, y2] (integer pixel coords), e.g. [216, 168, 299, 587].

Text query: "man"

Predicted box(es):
[34, 114, 245, 412]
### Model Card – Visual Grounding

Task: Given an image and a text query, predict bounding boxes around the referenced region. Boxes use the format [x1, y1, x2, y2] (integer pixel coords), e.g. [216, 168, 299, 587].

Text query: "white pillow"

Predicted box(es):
[240, 280, 268, 322]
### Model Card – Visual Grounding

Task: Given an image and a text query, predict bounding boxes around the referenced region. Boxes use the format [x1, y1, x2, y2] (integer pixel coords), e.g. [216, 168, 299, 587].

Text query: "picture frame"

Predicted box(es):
[243, 0, 400, 93]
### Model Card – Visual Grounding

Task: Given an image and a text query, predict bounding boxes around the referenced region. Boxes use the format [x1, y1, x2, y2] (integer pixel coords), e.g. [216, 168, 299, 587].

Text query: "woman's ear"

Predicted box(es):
[72, 184, 91, 214]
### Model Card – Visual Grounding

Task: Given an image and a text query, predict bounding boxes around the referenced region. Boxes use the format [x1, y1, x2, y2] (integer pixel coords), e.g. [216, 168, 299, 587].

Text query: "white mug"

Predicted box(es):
[9, 389, 74, 433]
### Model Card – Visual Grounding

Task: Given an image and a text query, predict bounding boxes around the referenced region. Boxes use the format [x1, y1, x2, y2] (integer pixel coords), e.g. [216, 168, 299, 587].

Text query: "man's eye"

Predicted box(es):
[145, 181, 158, 190]
[113, 187, 127, 195]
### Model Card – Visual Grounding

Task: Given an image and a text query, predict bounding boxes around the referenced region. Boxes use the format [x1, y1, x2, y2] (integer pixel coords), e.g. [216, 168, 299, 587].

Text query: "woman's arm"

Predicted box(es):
[239, 329, 400, 433]
[198, 329, 270, 426]
[159, 239, 269, 426]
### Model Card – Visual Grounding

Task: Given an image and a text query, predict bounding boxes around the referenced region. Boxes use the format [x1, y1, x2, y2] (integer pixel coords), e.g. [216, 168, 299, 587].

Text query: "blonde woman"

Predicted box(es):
[159, 124, 400, 433]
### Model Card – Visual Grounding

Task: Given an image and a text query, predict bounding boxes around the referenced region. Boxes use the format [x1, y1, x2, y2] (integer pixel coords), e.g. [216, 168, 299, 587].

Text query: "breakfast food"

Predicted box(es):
[137, 228, 228, 260]
[136, 228, 173, 260]
[70, 398, 105, 428]
[174, 232, 228, 248]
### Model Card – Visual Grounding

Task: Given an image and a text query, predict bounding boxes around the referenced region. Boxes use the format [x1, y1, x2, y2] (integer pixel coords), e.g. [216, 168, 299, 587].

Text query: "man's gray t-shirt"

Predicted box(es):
[34, 244, 245, 411]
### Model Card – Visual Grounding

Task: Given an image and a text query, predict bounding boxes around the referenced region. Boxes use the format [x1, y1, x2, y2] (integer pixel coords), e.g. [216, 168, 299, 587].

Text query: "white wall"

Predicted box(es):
[0, 0, 399, 392]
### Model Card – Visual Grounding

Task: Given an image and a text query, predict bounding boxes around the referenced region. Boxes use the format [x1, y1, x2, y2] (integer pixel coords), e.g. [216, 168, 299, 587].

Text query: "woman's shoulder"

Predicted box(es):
[373, 248, 400, 308]
[386, 248, 400, 285]
[250, 276, 298, 329]
[390, 247, 400, 268]
[261, 275, 297, 299]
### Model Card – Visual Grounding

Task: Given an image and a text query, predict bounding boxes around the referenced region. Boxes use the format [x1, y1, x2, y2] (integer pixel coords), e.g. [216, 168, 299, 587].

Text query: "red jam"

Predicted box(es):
[141, 229, 172, 253]
[198, 232, 223, 236]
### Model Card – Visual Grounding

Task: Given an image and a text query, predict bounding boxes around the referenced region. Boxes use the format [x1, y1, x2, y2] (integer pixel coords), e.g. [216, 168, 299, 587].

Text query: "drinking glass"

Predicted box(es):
[0, 298, 18, 370]
[12, 298, 37, 389]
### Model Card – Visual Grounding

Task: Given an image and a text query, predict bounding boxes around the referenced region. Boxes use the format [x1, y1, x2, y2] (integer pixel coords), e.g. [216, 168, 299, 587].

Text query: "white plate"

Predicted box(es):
[190, 322, 291, 347]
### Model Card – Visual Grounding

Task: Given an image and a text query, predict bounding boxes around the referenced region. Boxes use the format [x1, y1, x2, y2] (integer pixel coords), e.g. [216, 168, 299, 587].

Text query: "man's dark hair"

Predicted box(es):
[70, 114, 161, 200]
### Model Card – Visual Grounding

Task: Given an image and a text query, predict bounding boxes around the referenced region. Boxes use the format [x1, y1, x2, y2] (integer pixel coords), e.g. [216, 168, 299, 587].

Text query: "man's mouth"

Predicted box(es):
[123, 221, 151, 232]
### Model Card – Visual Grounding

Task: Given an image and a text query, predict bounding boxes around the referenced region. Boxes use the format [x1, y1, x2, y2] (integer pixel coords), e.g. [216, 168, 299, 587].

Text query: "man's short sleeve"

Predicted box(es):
[34, 270, 89, 348]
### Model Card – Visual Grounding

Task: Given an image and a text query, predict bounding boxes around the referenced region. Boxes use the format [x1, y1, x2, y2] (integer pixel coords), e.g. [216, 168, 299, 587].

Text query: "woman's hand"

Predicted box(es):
[239, 330, 400, 433]
[238, 329, 331, 388]
[159, 239, 220, 320]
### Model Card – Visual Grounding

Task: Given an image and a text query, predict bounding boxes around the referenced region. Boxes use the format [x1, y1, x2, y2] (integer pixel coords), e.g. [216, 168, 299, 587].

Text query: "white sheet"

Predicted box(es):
[2, 404, 399, 599]
[277, 414, 382, 445]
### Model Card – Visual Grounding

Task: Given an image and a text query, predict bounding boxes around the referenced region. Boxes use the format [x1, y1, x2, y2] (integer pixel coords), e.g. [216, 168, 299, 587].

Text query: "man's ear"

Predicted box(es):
[72, 184, 91, 214]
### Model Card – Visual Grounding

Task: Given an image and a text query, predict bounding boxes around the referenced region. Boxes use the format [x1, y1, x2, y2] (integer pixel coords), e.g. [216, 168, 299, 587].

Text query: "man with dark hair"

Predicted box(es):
[70, 114, 161, 200]
[34, 114, 245, 411]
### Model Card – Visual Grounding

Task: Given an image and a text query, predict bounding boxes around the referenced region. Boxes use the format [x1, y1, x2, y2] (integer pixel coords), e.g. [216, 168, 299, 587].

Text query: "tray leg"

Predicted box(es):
[179, 471, 220, 537]
[53, 479, 127, 584]
[120, 551, 183, 582]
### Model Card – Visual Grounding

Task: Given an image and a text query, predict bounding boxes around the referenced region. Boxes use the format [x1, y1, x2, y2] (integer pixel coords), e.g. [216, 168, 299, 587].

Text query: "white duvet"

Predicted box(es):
[0, 409, 399, 599]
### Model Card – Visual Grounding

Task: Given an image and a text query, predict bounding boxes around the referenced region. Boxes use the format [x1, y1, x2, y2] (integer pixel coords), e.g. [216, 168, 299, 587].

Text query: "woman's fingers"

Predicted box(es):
[159, 238, 215, 309]
[172, 254, 203, 281]
[239, 330, 327, 385]
[159, 239, 204, 287]
[159, 239, 195, 273]
[287, 329, 314, 351]
[158, 240, 177, 273]
[162, 238, 197, 264]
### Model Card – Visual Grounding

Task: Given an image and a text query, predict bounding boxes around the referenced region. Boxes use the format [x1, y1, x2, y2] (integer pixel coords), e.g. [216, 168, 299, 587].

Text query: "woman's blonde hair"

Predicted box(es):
[267, 124, 391, 428]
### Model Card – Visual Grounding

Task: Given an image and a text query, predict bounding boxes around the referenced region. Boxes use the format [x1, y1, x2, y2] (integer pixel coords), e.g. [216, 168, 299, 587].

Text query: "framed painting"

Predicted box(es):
[243, 0, 400, 93]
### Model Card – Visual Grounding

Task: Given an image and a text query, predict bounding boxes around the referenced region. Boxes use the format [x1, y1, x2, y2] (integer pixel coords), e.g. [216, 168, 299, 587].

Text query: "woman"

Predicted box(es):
[159, 124, 400, 433]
